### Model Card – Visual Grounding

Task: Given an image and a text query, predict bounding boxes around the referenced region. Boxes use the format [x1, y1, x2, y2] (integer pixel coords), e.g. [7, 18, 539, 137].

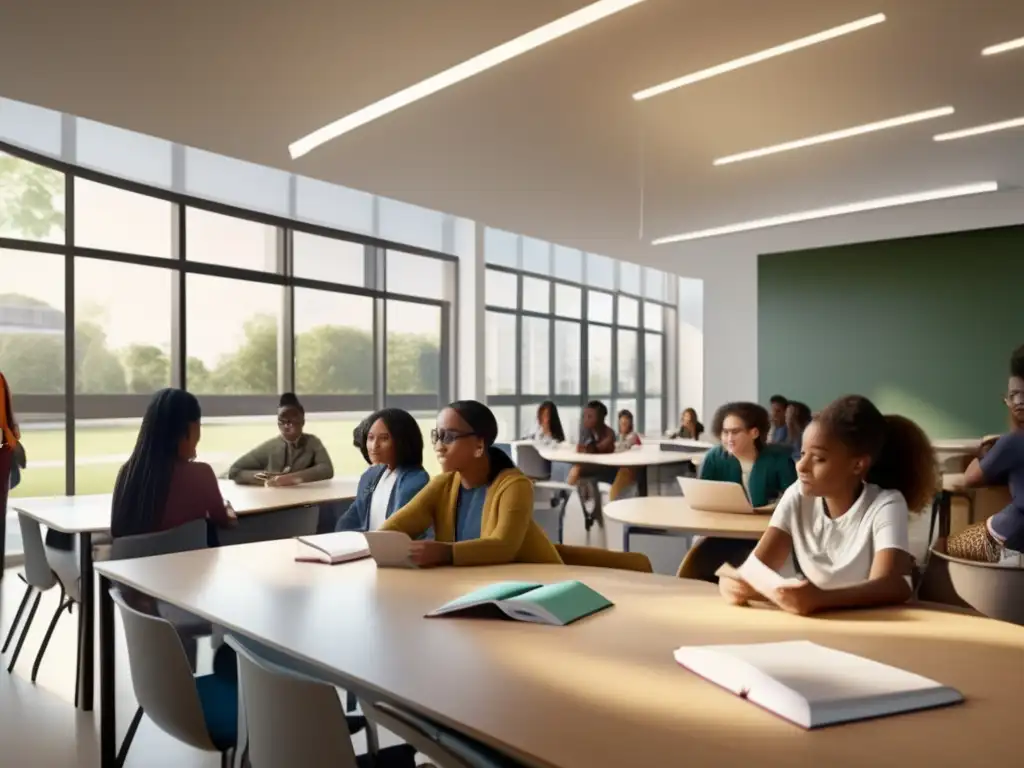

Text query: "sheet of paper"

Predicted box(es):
[364, 531, 417, 568]
[736, 555, 803, 597]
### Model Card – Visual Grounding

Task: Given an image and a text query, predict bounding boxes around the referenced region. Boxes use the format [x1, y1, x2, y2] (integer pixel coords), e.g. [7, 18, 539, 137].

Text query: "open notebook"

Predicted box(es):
[674, 641, 963, 729]
[427, 581, 612, 626]
[295, 532, 370, 565]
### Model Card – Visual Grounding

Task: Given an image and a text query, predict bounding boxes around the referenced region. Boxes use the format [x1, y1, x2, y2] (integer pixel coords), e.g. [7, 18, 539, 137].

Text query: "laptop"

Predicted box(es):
[678, 477, 775, 514]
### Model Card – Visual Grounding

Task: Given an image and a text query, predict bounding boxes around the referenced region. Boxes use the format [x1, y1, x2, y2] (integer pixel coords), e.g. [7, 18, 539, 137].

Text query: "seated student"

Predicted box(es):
[521, 400, 566, 443]
[112, 388, 237, 539]
[335, 408, 430, 532]
[767, 395, 789, 444]
[945, 362, 1024, 564]
[228, 393, 333, 486]
[670, 408, 704, 440]
[720, 395, 935, 615]
[608, 409, 641, 501]
[380, 400, 561, 567]
[565, 401, 617, 511]
[785, 401, 813, 462]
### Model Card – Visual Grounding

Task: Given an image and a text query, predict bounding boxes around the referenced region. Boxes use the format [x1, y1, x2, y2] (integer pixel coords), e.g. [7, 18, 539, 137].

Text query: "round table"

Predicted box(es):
[605, 496, 770, 551]
[535, 444, 698, 496]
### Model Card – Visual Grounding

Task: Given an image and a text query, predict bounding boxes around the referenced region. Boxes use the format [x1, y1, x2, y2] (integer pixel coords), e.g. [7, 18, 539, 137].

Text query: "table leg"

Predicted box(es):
[622, 525, 632, 553]
[637, 467, 649, 497]
[77, 532, 94, 711]
[99, 575, 116, 768]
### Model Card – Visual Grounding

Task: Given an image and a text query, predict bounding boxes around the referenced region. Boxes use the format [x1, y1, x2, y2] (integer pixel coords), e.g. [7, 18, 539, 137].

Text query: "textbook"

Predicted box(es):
[427, 580, 612, 626]
[295, 532, 370, 565]
[674, 641, 963, 729]
[363, 530, 418, 568]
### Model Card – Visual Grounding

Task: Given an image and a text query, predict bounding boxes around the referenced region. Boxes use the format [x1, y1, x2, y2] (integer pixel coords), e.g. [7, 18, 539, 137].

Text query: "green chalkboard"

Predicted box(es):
[758, 226, 1024, 438]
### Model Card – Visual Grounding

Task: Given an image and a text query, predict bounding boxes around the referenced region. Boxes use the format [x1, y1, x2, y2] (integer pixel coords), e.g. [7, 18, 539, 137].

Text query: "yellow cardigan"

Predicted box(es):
[380, 467, 562, 566]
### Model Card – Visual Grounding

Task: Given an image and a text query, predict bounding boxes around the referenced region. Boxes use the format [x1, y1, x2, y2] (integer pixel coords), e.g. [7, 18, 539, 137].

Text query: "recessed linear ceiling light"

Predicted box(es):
[651, 182, 999, 245]
[934, 116, 1024, 142]
[288, 0, 648, 159]
[714, 106, 954, 166]
[632, 13, 885, 101]
[982, 36, 1024, 56]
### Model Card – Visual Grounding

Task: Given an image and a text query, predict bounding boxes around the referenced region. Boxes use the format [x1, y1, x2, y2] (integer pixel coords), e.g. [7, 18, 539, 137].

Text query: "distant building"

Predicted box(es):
[0, 294, 63, 335]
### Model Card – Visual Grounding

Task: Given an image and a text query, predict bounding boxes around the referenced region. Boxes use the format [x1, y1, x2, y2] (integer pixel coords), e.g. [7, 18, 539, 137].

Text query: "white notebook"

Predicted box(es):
[674, 641, 963, 729]
[295, 532, 370, 565]
[363, 530, 418, 568]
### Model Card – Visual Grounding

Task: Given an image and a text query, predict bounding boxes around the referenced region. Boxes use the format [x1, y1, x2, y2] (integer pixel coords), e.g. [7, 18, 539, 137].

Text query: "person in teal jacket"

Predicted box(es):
[680, 402, 797, 581]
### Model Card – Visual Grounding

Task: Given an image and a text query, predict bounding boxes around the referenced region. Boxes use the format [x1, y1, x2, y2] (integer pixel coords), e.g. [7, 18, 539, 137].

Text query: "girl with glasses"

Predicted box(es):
[379, 400, 561, 567]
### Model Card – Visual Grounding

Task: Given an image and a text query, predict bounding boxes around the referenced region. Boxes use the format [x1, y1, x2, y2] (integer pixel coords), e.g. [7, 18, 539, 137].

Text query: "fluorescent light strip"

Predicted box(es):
[289, 0, 647, 159]
[633, 13, 885, 101]
[714, 106, 954, 166]
[934, 116, 1024, 142]
[652, 182, 999, 245]
[982, 36, 1024, 56]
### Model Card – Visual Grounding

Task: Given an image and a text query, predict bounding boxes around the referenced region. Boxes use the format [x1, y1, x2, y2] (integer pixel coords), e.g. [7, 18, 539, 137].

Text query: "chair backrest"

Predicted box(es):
[110, 518, 210, 561]
[514, 443, 552, 480]
[109, 588, 217, 751]
[17, 512, 59, 591]
[224, 635, 359, 768]
[918, 549, 1024, 626]
[555, 544, 653, 573]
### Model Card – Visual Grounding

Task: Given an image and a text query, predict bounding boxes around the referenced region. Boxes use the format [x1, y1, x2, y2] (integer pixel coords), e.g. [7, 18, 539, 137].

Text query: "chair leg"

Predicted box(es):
[2, 583, 33, 653]
[7, 591, 42, 672]
[115, 706, 144, 768]
[346, 690, 357, 712]
[31, 591, 69, 682]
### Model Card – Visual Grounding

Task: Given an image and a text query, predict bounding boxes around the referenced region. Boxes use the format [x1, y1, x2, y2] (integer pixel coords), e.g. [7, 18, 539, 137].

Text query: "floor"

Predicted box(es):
[0, 492, 935, 767]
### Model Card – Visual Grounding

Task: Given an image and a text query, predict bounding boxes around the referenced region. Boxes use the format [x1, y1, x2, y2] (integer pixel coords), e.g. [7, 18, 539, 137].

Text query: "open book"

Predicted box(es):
[674, 641, 963, 728]
[295, 532, 370, 565]
[363, 530, 418, 568]
[427, 580, 612, 626]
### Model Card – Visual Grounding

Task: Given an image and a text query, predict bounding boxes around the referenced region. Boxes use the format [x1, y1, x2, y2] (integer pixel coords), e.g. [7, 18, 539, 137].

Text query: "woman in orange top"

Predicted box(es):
[0, 371, 19, 572]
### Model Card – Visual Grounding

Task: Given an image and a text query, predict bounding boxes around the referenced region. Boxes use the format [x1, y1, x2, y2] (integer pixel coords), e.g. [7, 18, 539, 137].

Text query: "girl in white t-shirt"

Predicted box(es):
[719, 395, 936, 615]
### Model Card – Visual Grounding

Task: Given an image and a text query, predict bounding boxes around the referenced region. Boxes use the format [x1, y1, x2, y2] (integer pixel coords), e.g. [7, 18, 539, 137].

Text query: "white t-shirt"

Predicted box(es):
[768, 482, 910, 590]
[368, 468, 398, 531]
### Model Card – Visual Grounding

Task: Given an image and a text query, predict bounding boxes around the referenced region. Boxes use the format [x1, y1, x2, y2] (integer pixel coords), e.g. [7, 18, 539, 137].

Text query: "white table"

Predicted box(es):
[11, 477, 356, 713]
[534, 444, 699, 496]
[605, 496, 770, 551]
[94, 540, 1024, 768]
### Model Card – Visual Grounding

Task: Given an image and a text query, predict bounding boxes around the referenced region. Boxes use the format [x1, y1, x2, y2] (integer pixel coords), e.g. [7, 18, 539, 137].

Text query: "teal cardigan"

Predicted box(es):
[698, 444, 797, 507]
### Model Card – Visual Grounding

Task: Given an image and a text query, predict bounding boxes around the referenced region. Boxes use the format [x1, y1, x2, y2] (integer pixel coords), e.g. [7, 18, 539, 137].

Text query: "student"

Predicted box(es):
[720, 395, 935, 615]
[767, 395, 789, 444]
[608, 409, 641, 500]
[944, 364, 1024, 564]
[785, 401, 813, 462]
[522, 400, 566, 443]
[111, 388, 237, 539]
[566, 400, 617, 508]
[335, 408, 430, 532]
[380, 400, 561, 567]
[670, 408, 704, 440]
[0, 371, 17, 565]
[228, 393, 333, 486]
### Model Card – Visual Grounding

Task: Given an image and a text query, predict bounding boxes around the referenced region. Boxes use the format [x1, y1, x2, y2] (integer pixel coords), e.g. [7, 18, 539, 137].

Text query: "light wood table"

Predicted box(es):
[535, 444, 697, 496]
[95, 541, 1024, 768]
[11, 477, 355, 713]
[604, 496, 770, 551]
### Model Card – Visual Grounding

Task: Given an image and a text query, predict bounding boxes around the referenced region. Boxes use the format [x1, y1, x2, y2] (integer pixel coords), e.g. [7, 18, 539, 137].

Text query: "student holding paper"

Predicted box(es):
[719, 395, 936, 615]
[380, 400, 561, 567]
[334, 408, 430, 532]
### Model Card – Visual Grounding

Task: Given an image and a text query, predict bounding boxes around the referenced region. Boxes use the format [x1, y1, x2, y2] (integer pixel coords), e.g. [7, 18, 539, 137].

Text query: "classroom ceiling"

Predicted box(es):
[2, 0, 1024, 270]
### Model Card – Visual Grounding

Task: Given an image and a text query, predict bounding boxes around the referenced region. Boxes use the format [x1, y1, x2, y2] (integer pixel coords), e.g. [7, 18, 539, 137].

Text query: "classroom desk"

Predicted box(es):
[604, 496, 770, 552]
[95, 541, 1024, 768]
[534, 444, 695, 496]
[11, 477, 355, 713]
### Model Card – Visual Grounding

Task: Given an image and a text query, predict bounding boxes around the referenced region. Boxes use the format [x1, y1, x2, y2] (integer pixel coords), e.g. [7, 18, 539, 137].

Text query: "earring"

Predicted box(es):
[475, 449, 484, 458]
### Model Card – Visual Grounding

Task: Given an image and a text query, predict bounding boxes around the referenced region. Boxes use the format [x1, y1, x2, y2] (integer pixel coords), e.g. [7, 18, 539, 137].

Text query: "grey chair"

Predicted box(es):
[918, 548, 1024, 626]
[217, 506, 319, 546]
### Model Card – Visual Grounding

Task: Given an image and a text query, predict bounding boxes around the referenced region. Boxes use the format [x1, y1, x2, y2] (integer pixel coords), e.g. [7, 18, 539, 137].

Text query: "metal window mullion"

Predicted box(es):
[62, 114, 76, 495]
[548, 277, 556, 402]
[513, 273, 524, 437]
[279, 227, 295, 394]
[373, 246, 386, 409]
[581, 289, 590, 403]
[170, 203, 186, 388]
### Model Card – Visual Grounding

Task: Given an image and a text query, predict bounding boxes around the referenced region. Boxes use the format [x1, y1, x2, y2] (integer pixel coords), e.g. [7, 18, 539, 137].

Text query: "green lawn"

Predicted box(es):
[11, 416, 441, 497]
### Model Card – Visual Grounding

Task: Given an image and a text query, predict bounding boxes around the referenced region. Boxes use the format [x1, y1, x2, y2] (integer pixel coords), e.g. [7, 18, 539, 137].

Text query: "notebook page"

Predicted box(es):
[295, 531, 368, 559]
[737, 555, 803, 596]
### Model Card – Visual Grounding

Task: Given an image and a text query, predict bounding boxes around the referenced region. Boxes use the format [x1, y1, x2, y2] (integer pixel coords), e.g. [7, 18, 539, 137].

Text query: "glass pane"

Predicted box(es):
[644, 267, 667, 301]
[588, 325, 612, 395]
[0, 97, 62, 156]
[185, 147, 290, 216]
[485, 312, 517, 395]
[522, 237, 550, 275]
[520, 317, 550, 395]
[618, 296, 639, 327]
[194, 411, 278, 478]
[186, 275, 282, 394]
[387, 301, 441, 395]
[0, 152, 65, 242]
[586, 253, 615, 289]
[386, 251, 446, 299]
[76, 416, 144, 494]
[187, 208, 278, 272]
[645, 398, 664, 435]
[489, 406, 517, 443]
[485, 227, 518, 268]
[518, 403, 543, 440]
[485, 269, 517, 309]
[305, 410, 373, 481]
[378, 197, 444, 252]
[293, 231, 365, 286]
[554, 321, 581, 395]
[77, 118, 173, 187]
[75, 179, 173, 258]
[294, 288, 373, 394]
[413, 411, 442, 476]
[645, 333, 663, 395]
[553, 246, 583, 282]
[617, 330, 638, 393]
[7, 412, 65, 502]
[644, 301, 664, 331]
[0, 249, 65, 393]
[75, 259, 172, 394]
[522, 276, 550, 314]
[620, 262, 642, 295]
[555, 284, 581, 319]
[588, 290, 613, 323]
[295, 175, 373, 234]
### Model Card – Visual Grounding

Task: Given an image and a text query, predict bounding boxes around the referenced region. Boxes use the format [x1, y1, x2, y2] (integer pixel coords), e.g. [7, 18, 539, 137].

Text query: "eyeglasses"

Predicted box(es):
[431, 428, 477, 446]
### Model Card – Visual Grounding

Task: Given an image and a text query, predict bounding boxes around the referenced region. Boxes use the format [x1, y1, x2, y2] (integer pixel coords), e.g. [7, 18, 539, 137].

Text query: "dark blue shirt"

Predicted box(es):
[455, 485, 489, 542]
[769, 424, 789, 445]
[980, 431, 1024, 549]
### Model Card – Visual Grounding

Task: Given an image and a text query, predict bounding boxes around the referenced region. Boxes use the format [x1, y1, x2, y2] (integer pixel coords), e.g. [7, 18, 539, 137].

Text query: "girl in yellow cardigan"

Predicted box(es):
[381, 400, 561, 567]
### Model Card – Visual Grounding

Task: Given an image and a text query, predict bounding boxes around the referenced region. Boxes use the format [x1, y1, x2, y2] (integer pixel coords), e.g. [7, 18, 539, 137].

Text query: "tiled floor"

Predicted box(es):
[0, 494, 934, 767]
